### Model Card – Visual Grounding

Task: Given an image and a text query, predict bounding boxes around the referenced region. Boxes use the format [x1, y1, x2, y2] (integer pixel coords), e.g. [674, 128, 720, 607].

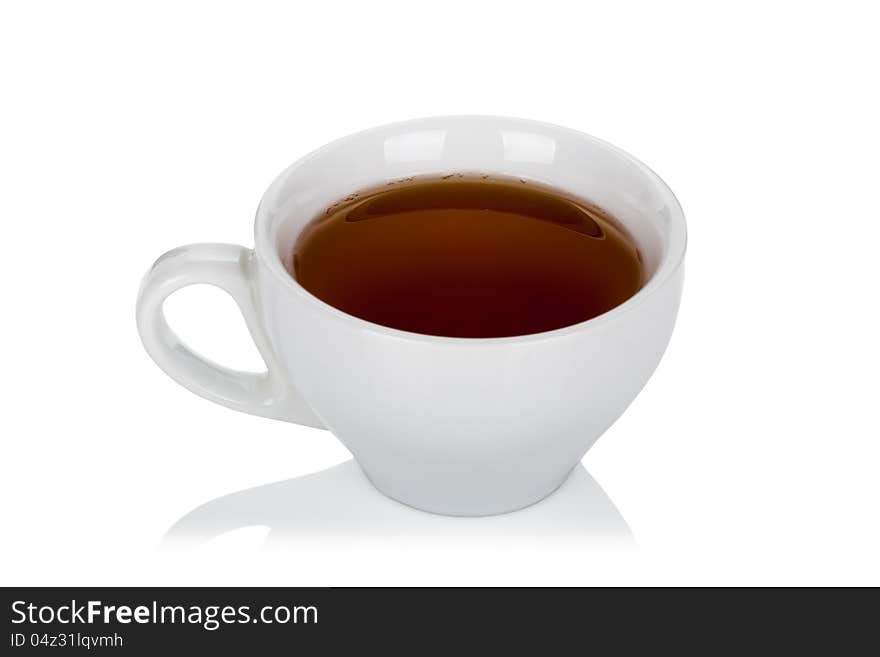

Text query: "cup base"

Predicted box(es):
[360, 466, 574, 517]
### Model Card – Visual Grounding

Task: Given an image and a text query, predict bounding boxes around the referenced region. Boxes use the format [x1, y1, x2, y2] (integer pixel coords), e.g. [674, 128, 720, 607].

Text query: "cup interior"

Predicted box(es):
[256, 116, 685, 324]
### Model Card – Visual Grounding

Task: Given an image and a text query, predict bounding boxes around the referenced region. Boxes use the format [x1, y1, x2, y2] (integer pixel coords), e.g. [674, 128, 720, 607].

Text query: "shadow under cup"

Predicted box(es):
[252, 117, 685, 516]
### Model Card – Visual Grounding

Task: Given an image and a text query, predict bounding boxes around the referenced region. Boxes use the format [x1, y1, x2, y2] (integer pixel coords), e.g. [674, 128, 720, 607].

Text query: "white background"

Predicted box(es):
[2, 1, 878, 586]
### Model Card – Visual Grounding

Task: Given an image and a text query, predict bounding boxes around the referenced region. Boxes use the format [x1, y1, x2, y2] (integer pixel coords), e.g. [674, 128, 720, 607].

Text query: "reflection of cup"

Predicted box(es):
[137, 116, 686, 516]
[165, 461, 634, 548]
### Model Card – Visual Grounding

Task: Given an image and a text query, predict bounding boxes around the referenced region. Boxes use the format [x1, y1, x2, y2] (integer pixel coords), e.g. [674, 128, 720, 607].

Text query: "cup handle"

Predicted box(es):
[136, 243, 325, 429]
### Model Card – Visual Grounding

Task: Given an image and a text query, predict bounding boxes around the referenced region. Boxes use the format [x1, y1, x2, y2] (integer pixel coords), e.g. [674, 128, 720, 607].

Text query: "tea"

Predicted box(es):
[291, 176, 643, 338]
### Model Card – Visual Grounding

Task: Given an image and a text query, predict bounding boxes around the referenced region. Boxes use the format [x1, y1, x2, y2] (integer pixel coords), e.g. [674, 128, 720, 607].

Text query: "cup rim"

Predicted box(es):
[254, 115, 687, 345]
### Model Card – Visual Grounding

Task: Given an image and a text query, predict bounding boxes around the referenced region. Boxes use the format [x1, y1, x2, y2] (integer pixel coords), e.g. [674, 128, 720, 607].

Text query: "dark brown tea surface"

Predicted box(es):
[291, 177, 643, 338]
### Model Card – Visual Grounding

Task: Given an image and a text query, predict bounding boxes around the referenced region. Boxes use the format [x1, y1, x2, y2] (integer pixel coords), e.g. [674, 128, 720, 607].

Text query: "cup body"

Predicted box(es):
[252, 117, 686, 515]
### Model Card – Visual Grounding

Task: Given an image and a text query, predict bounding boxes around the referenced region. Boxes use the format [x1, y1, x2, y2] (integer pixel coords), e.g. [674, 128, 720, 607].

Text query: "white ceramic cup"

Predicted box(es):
[137, 116, 686, 516]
